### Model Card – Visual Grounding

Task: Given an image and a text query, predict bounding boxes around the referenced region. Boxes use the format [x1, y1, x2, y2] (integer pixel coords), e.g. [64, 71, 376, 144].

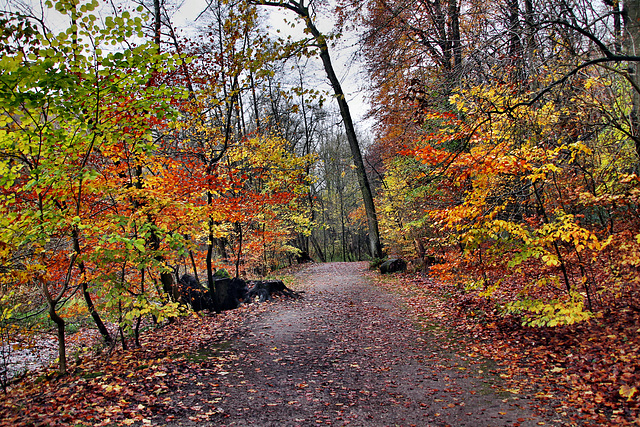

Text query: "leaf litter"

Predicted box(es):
[0, 262, 613, 426]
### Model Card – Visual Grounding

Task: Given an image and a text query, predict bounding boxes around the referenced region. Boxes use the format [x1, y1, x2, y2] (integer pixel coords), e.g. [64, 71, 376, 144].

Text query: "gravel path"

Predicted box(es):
[164, 262, 566, 427]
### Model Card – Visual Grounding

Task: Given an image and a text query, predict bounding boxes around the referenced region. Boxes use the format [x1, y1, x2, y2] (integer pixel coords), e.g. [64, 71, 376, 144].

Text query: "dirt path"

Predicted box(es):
[162, 262, 567, 427]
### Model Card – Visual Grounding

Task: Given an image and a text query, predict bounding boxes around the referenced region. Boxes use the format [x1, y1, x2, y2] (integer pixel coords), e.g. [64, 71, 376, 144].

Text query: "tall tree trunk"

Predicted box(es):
[206, 191, 221, 313]
[148, 0, 177, 302]
[154, 0, 162, 47]
[624, 0, 640, 159]
[523, 0, 537, 80]
[250, 70, 261, 132]
[338, 184, 347, 260]
[314, 35, 383, 259]
[204, 62, 237, 306]
[310, 234, 326, 262]
[189, 248, 200, 284]
[507, 0, 524, 81]
[259, 1, 383, 258]
[612, 0, 622, 54]
[448, 0, 462, 79]
[235, 222, 244, 278]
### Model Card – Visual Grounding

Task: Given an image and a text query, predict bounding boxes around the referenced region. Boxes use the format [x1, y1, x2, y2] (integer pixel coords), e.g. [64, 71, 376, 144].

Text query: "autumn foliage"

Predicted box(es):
[357, 0, 640, 324]
[2, 0, 640, 424]
[0, 0, 313, 376]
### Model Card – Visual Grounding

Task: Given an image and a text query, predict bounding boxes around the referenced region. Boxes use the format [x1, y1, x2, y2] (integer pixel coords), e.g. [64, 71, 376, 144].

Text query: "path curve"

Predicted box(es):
[167, 262, 563, 427]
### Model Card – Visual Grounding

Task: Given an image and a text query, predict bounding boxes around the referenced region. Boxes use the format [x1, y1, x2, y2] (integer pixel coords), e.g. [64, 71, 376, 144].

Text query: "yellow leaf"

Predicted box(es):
[619, 385, 637, 401]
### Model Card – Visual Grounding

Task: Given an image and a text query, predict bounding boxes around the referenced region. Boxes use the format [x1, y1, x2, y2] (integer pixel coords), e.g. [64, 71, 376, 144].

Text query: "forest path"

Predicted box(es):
[163, 262, 562, 427]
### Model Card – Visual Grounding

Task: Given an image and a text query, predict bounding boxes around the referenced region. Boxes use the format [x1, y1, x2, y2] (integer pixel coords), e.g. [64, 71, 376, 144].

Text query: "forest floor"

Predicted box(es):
[0, 261, 631, 426]
[155, 261, 568, 427]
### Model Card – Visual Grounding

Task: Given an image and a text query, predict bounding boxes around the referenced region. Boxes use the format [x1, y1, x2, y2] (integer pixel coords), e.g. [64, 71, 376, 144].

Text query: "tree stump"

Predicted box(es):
[214, 278, 249, 311]
[246, 280, 302, 302]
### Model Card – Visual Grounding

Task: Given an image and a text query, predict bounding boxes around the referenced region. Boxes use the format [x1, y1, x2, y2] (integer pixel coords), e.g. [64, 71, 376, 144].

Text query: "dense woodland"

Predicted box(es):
[0, 0, 639, 407]
[361, 0, 640, 327]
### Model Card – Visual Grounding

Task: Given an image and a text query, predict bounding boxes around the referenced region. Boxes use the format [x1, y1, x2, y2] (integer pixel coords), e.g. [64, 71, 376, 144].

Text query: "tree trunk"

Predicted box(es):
[612, 0, 622, 54]
[624, 0, 640, 159]
[189, 248, 200, 284]
[40, 280, 66, 374]
[339, 183, 347, 261]
[259, 1, 383, 258]
[250, 70, 261, 132]
[448, 0, 462, 78]
[154, 0, 162, 47]
[314, 33, 383, 259]
[310, 234, 326, 262]
[507, 0, 524, 81]
[146, 0, 177, 303]
[52, 312, 66, 374]
[523, 0, 537, 81]
[206, 191, 222, 313]
[72, 228, 113, 345]
[235, 222, 243, 278]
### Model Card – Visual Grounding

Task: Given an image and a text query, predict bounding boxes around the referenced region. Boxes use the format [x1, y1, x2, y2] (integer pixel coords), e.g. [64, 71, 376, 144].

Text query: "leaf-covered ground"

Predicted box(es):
[374, 271, 640, 426]
[1, 262, 625, 426]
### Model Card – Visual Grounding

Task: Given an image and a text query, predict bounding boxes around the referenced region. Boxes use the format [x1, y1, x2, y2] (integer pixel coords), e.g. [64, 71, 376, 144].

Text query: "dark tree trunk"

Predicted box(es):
[235, 222, 243, 278]
[72, 228, 113, 345]
[524, 0, 537, 80]
[52, 313, 66, 374]
[310, 234, 326, 262]
[189, 248, 200, 284]
[507, 0, 524, 80]
[612, 0, 622, 54]
[623, 0, 640, 160]
[305, 10, 383, 259]
[258, 0, 383, 259]
[154, 0, 162, 47]
[206, 193, 221, 313]
[250, 70, 261, 132]
[40, 280, 66, 374]
[448, 0, 462, 76]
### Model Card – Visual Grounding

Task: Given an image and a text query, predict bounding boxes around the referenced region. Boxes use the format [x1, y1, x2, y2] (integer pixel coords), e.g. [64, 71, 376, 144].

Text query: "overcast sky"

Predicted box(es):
[171, 0, 374, 134]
